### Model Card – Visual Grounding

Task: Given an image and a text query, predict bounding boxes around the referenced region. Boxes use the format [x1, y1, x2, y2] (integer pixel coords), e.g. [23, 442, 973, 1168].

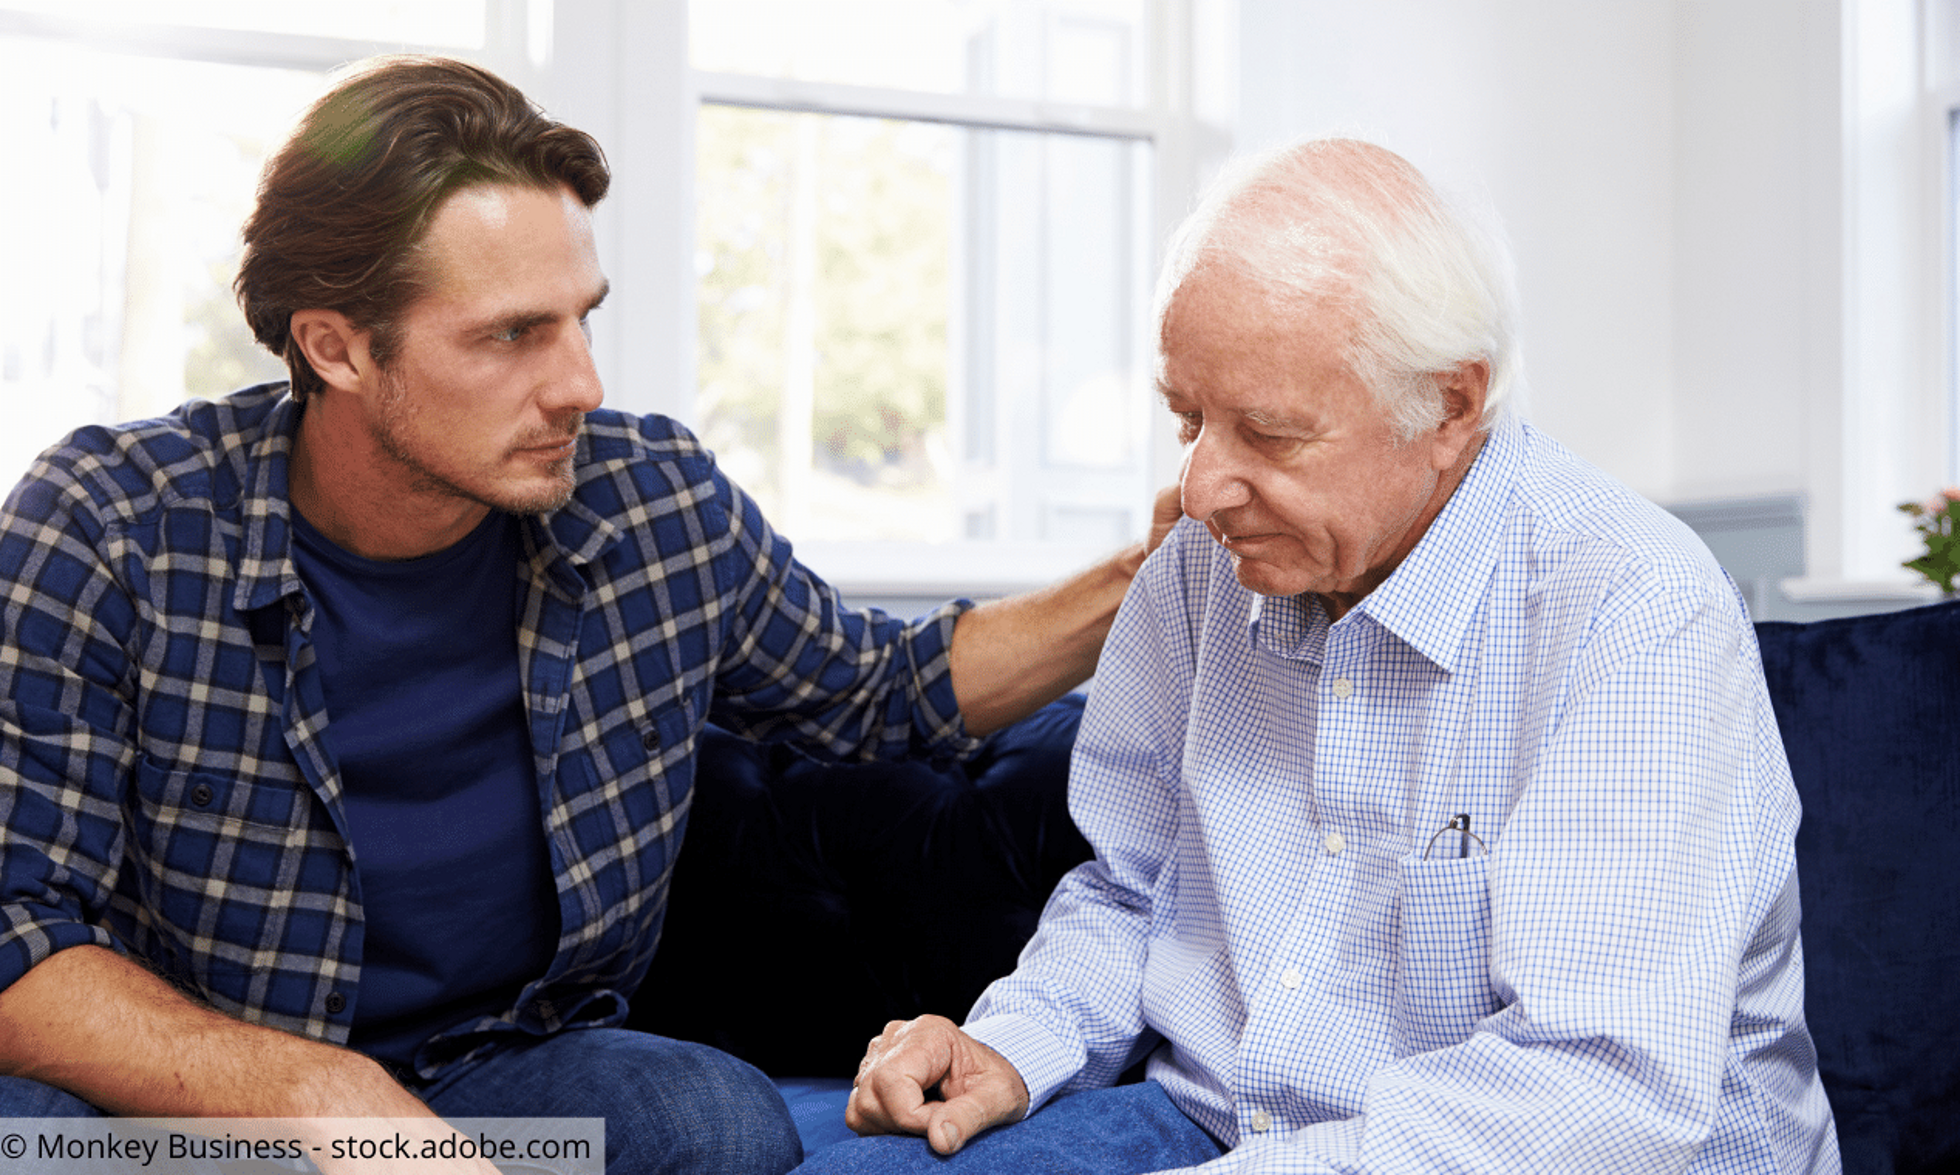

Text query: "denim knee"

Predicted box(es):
[426, 1028, 802, 1175]
[633, 1039, 801, 1175]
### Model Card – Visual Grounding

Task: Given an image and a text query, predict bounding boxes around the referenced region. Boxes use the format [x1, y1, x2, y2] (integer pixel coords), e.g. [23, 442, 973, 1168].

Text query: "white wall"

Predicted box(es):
[1670, 0, 1837, 504]
[1235, 0, 1949, 598]
[1237, 0, 1680, 499]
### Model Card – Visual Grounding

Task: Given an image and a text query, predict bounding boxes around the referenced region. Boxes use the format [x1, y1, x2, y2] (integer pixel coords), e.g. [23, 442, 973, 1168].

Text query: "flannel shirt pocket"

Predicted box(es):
[128, 755, 323, 983]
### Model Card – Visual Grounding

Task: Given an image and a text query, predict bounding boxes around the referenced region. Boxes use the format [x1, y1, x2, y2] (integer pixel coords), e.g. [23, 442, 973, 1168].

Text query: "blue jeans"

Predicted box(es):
[423, 1027, 801, 1174]
[0, 1080, 232, 1173]
[787, 1081, 1224, 1174]
[0, 1074, 100, 1117]
[0, 1027, 801, 1175]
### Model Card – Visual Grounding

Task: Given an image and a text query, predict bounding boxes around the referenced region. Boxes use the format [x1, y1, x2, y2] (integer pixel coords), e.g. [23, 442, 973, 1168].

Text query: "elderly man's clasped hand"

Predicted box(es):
[846, 1015, 1031, 1156]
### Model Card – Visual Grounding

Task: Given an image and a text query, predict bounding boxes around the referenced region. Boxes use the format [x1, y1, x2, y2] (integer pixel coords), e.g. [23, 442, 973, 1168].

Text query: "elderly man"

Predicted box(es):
[820, 139, 1840, 1173]
[0, 56, 1167, 1175]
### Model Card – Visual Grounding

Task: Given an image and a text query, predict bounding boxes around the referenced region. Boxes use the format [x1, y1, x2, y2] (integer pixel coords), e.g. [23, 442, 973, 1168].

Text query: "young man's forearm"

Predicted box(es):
[0, 944, 416, 1119]
[948, 541, 1147, 737]
[950, 488, 1179, 737]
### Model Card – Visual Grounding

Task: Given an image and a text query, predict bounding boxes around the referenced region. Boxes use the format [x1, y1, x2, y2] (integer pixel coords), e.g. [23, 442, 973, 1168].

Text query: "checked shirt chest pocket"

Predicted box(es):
[129, 755, 320, 910]
[1392, 850, 1501, 1055]
[126, 756, 334, 1001]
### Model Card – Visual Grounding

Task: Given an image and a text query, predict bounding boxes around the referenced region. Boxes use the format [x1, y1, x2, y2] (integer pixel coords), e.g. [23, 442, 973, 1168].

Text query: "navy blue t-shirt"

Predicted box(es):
[290, 508, 559, 1073]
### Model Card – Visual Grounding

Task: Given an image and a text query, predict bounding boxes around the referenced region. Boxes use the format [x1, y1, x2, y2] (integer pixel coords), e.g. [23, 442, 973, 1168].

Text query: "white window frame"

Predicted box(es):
[0, 0, 551, 471]
[0, 3, 548, 101]
[2, 0, 1231, 599]
[1783, 0, 1955, 607]
[546, 0, 1230, 597]
[1941, 8, 1960, 491]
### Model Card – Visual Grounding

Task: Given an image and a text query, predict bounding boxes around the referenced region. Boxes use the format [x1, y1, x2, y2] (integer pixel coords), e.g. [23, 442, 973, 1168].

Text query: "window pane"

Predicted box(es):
[0, 0, 486, 47]
[690, 0, 1148, 107]
[696, 103, 1152, 546]
[0, 40, 307, 485]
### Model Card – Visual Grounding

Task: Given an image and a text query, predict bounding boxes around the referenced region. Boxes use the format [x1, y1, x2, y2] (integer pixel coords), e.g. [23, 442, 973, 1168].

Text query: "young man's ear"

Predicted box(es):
[289, 310, 375, 395]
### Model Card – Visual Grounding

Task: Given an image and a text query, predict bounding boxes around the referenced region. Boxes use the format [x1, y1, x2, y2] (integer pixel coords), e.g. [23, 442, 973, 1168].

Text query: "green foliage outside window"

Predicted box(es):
[695, 104, 951, 515]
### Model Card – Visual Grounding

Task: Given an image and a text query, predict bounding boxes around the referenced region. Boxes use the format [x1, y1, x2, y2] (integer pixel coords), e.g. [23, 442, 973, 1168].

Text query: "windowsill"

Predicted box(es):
[789, 539, 1125, 600]
[1777, 577, 1944, 605]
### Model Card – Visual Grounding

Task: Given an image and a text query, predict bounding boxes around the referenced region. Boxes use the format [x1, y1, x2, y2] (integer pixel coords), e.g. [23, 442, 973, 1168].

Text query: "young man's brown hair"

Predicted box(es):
[236, 55, 610, 402]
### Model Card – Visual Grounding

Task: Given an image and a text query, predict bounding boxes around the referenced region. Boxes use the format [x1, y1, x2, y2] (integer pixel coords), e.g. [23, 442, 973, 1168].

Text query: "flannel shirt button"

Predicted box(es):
[324, 992, 347, 1015]
[641, 728, 660, 751]
[536, 999, 557, 1021]
[189, 783, 214, 807]
[1249, 1109, 1272, 1133]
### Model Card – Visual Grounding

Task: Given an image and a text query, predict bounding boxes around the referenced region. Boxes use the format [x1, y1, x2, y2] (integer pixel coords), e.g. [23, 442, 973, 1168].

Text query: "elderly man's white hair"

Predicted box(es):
[1155, 138, 1523, 440]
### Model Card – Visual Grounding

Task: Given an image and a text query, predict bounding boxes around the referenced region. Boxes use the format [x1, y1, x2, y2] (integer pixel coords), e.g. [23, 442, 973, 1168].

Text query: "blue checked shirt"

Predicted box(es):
[0, 383, 976, 1079]
[967, 416, 1839, 1173]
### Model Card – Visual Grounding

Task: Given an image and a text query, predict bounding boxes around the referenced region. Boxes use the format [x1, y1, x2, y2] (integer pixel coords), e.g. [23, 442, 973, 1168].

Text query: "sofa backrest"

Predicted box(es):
[1756, 600, 1960, 1175]
[630, 695, 1091, 1075]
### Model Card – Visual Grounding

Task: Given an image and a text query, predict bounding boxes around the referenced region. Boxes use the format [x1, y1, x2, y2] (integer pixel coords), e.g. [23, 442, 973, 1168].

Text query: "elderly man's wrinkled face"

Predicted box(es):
[1159, 267, 1482, 614]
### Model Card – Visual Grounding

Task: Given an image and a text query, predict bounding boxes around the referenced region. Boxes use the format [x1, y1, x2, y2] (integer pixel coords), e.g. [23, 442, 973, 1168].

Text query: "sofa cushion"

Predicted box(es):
[1755, 600, 1960, 1175]
[630, 695, 1091, 1077]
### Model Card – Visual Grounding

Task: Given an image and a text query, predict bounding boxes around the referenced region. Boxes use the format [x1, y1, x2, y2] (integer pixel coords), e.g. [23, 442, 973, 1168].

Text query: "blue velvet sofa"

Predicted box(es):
[631, 600, 1960, 1173]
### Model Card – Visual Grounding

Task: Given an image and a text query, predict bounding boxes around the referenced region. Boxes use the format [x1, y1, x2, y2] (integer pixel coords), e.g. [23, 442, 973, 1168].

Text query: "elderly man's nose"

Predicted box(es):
[1179, 435, 1248, 520]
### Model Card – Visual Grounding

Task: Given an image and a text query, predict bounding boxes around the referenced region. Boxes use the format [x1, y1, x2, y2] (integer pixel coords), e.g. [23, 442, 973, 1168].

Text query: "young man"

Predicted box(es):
[0, 56, 1165, 1175]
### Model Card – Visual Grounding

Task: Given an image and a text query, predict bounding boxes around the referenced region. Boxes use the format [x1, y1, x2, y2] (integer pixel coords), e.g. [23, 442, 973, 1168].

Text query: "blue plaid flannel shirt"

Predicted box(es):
[967, 416, 1839, 1173]
[0, 383, 976, 1079]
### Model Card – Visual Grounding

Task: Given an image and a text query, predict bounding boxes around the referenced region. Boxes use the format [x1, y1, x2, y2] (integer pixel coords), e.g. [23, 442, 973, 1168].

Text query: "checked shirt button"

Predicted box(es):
[1249, 1109, 1273, 1134]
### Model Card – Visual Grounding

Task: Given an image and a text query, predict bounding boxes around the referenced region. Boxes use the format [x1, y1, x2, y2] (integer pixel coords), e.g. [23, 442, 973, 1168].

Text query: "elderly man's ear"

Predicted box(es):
[1428, 360, 1490, 470]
